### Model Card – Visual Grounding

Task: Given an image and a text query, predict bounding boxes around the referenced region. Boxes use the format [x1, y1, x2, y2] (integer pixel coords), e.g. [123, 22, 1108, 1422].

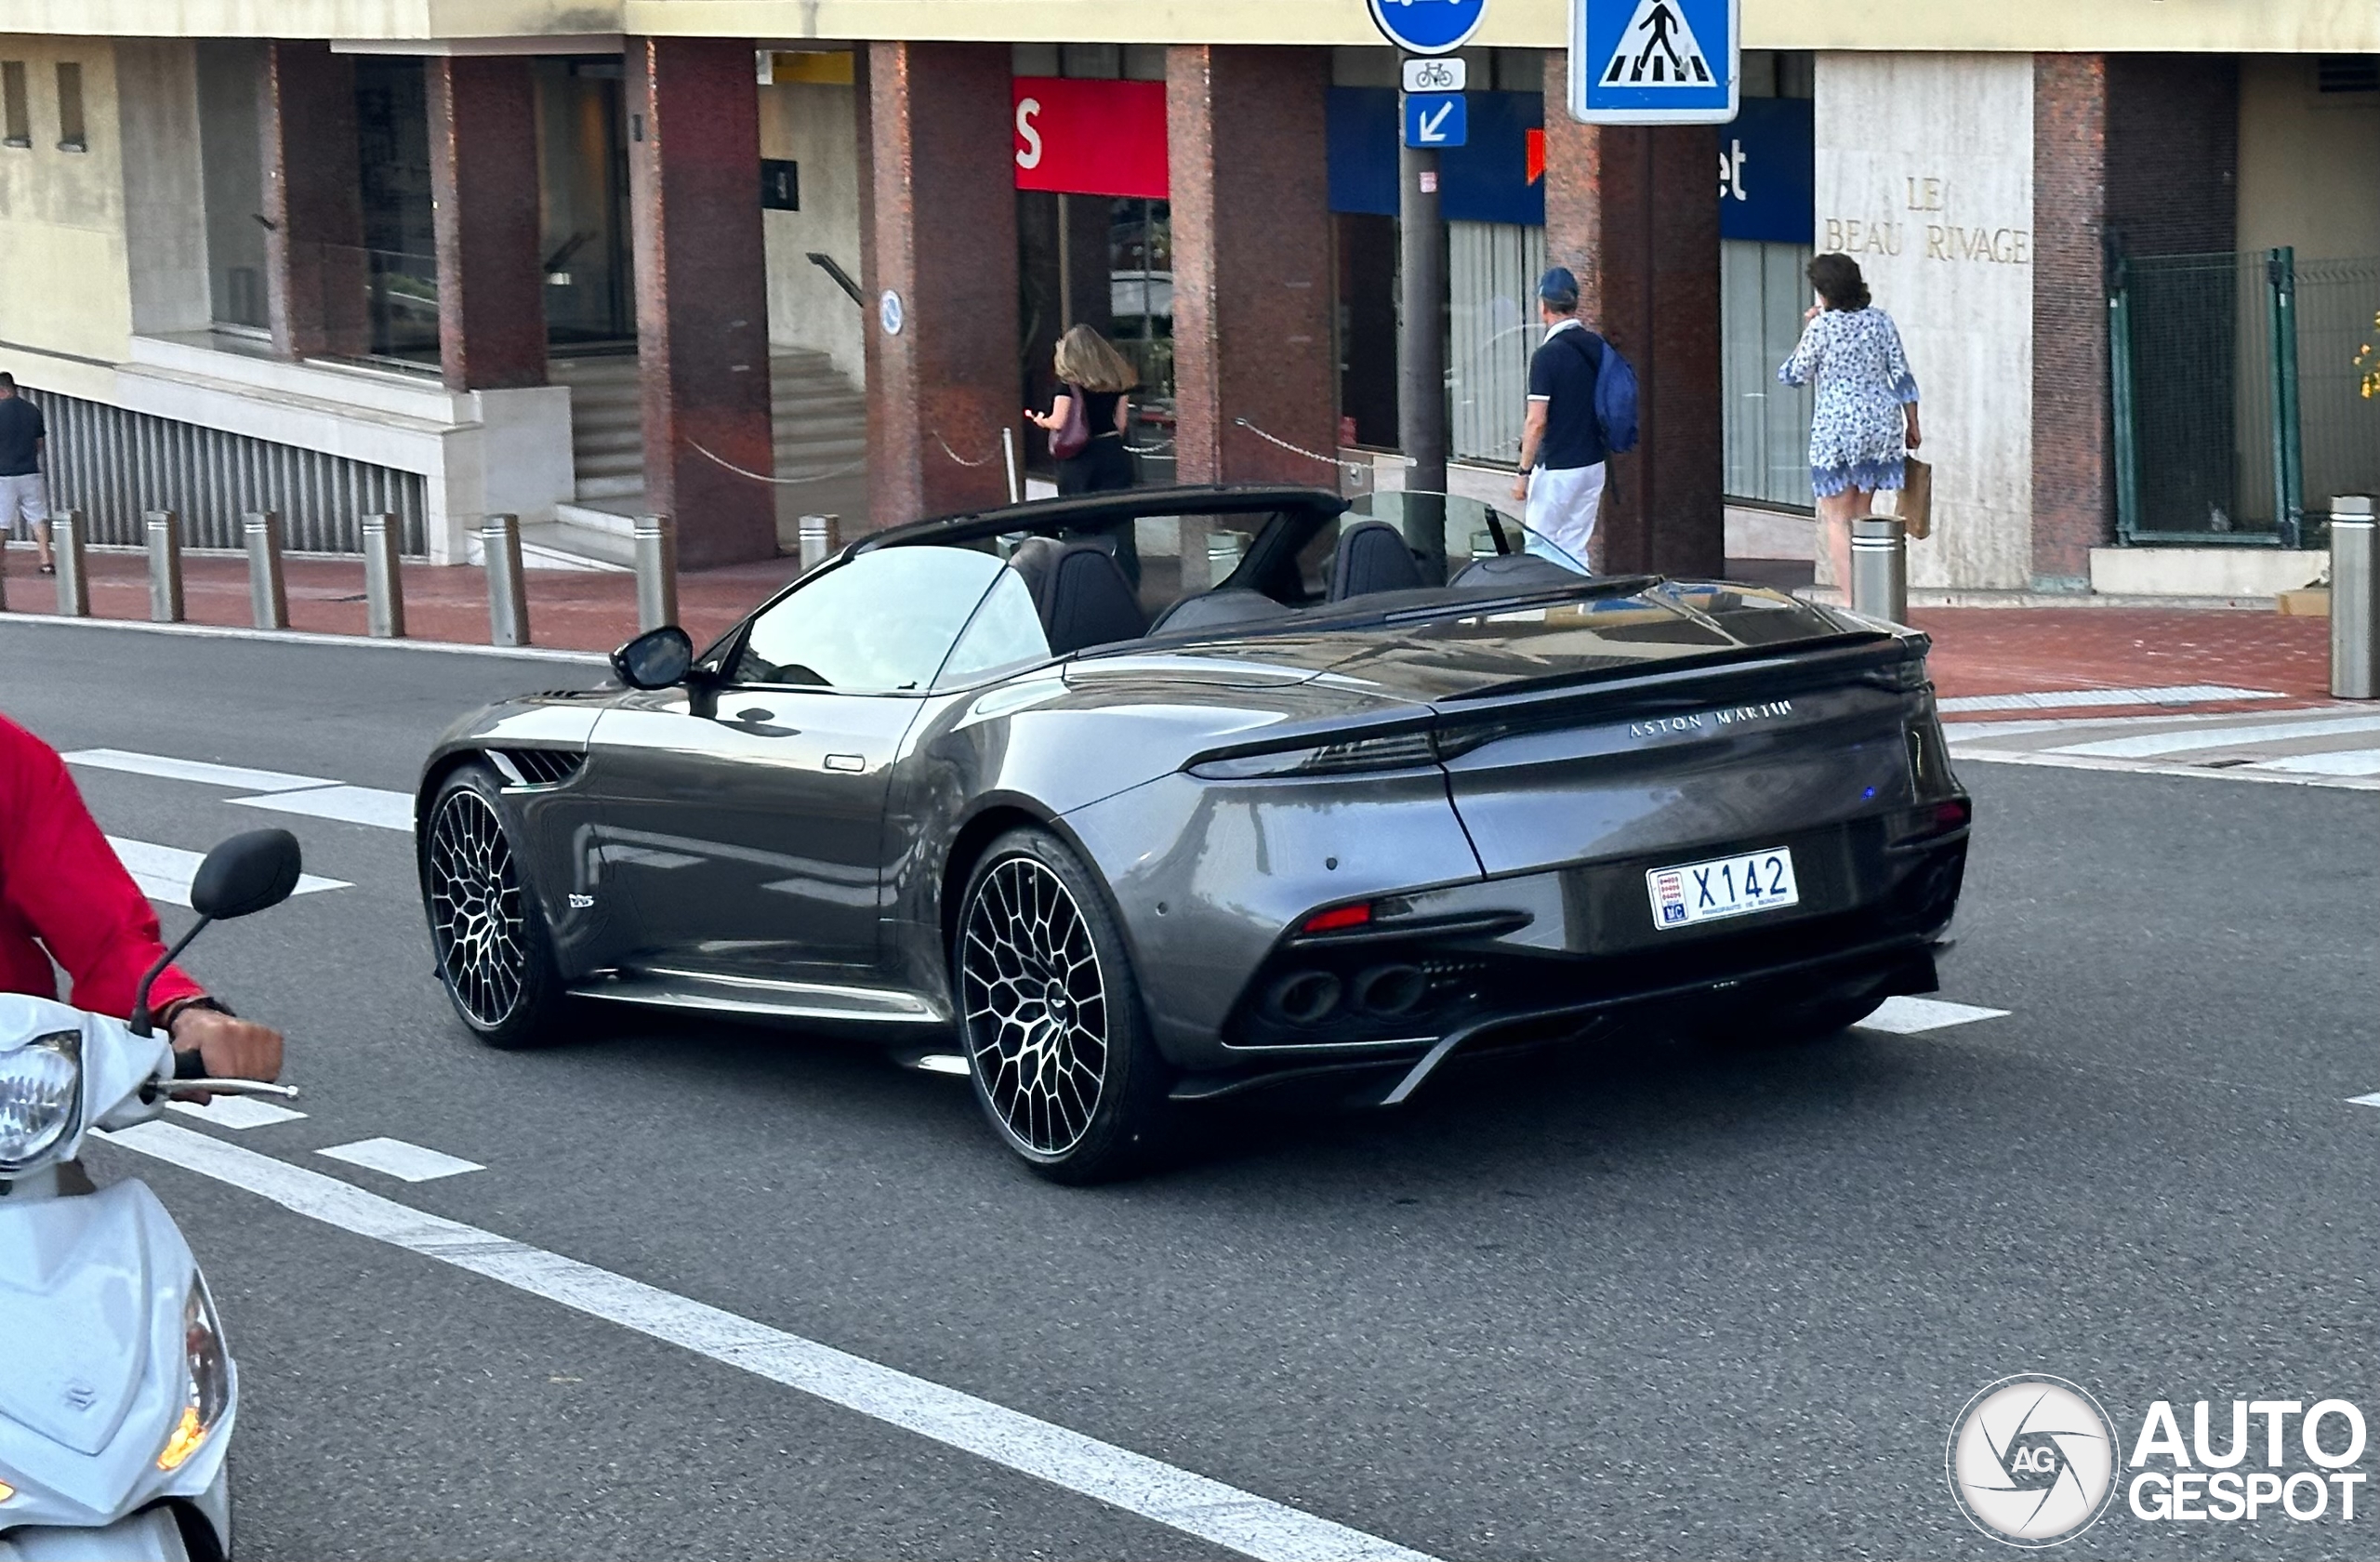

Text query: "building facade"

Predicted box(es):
[0, 0, 2371, 591]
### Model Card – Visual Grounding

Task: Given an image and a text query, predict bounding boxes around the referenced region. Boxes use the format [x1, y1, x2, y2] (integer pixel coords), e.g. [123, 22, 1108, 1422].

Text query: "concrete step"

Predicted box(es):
[464, 518, 636, 574]
[575, 472, 651, 499]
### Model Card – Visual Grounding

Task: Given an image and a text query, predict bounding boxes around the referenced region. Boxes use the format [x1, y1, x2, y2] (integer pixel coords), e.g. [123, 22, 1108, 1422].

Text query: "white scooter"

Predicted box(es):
[0, 829, 305, 1562]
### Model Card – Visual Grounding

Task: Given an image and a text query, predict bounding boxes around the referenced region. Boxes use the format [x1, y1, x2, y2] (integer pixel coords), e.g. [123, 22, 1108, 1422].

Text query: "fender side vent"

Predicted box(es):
[495, 748, 585, 788]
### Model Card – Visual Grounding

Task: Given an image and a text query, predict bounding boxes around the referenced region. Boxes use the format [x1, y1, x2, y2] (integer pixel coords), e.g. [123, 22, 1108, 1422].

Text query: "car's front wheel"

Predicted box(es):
[954, 828, 1170, 1184]
[422, 762, 569, 1050]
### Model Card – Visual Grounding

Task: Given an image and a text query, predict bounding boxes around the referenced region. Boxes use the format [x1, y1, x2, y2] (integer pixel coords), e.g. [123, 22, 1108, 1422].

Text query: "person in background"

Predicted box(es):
[1778, 253, 1922, 597]
[1511, 268, 1607, 573]
[1028, 324, 1139, 497]
[0, 374, 55, 576]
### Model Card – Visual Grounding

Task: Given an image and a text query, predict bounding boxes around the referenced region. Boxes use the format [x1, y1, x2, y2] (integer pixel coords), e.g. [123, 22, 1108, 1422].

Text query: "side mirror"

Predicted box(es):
[611, 626, 694, 691]
[191, 828, 305, 920]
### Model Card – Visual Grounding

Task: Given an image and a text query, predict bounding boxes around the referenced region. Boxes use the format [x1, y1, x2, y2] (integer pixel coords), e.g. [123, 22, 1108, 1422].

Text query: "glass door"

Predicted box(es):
[536, 58, 637, 351]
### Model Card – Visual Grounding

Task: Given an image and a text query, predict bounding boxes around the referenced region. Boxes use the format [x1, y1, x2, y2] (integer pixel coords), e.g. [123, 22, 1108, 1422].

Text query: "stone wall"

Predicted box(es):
[1814, 52, 2035, 590]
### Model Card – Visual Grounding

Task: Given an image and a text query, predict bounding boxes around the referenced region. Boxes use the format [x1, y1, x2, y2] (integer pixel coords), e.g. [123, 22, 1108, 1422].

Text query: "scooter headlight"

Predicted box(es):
[0, 1028, 81, 1174]
[157, 1274, 230, 1472]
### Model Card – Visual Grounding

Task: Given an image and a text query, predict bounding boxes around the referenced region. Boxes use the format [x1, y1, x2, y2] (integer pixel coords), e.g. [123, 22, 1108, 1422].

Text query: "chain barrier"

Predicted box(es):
[689, 439, 869, 487]
[934, 431, 1004, 469]
[1232, 417, 1371, 483]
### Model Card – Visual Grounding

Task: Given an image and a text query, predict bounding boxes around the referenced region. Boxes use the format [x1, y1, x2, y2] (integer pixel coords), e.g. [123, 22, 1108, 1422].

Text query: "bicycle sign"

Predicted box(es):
[1401, 57, 1468, 94]
[1368, 0, 1489, 57]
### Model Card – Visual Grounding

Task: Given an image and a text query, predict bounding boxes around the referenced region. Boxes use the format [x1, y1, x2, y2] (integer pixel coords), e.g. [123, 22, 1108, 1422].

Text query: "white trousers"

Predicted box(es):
[1524, 462, 1606, 574]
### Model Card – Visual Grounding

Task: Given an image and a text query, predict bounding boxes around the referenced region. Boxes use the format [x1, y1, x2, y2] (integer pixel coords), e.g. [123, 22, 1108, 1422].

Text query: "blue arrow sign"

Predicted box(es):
[1571, 0, 1739, 125]
[1404, 93, 1468, 149]
[1368, 0, 1489, 57]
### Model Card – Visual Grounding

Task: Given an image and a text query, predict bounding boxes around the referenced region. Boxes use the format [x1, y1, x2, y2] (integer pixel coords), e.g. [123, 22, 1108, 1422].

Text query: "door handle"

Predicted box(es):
[823, 753, 866, 773]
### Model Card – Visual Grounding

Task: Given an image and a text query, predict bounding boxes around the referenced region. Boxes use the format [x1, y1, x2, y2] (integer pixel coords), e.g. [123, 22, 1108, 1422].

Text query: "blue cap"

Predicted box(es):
[1538, 266, 1580, 307]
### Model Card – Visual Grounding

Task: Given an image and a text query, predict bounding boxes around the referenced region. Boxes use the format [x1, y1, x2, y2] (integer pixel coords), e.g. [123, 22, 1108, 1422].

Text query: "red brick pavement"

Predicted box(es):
[1913, 607, 2332, 717]
[4, 553, 2335, 718]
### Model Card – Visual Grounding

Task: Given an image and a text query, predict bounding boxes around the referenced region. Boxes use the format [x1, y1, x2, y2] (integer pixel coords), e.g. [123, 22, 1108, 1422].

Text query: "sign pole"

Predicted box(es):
[1398, 94, 1449, 585]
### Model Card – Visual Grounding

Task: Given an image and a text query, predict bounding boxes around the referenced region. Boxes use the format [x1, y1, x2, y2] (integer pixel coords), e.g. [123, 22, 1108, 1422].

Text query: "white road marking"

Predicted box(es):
[1856, 997, 2011, 1035]
[2044, 711, 2380, 760]
[106, 836, 350, 907]
[2249, 749, 2380, 777]
[316, 1137, 485, 1182]
[1937, 684, 2282, 714]
[914, 1054, 972, 1077]
[167, 1095, 307, 1130]
[94, 1120, 1435, 1562]
[3, 610, 605, 665]
[67, 748, 332, 793]
[2350, 1093, 2380, 1108]
[234, 783, 415, 832]
[1948, 747, 2380, 790]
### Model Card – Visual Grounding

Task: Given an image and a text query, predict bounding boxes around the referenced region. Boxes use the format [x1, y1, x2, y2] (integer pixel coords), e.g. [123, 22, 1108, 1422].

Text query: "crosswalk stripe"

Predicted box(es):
[2043, 711, 2380, 760]
[1856, 997, 2010, 1034]
[107, 836, 351, 907]
[235, 784, 415, 832]
[2350, 1092, 2380, 1109]
[1937, 684, 2283, 714]
[2248, 749, 2380, 777]
[67, 748, 332, 793]
[317, 1136, 484, 1182]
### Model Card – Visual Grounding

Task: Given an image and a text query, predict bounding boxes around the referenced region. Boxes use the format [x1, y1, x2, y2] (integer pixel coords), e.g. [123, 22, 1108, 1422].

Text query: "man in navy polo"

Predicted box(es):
[1509, 268, 1606, 573]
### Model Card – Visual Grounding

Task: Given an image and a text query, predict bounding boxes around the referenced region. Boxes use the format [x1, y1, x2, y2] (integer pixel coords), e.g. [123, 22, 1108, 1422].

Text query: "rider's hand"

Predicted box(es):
[167, 1006, 284, 1094]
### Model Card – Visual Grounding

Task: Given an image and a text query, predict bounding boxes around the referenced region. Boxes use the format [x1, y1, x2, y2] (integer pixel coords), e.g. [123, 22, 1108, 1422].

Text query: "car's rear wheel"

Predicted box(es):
[954, 828, 1169, 1184]
[423, 763, 569, 1050]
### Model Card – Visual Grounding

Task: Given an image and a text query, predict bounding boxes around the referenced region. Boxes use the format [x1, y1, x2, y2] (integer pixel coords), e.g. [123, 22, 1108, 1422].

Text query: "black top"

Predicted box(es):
[1526, 325, 1606, 471]
[1063, 385, 1124, 450]
[0, 397, 45, 478]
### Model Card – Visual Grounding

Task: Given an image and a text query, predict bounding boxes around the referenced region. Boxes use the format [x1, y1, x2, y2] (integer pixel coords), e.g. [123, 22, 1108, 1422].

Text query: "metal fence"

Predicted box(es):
[31, 387, 427, 554]
[2112, 246, 2380, 548]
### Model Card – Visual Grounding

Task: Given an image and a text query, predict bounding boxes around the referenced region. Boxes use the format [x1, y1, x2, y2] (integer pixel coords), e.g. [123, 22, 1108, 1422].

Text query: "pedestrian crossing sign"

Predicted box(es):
[1569, 0, 1739, 125]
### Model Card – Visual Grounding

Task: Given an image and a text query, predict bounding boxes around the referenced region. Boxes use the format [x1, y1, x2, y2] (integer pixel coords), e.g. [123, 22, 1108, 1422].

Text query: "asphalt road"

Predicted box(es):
[8, 617, 2376, 1561]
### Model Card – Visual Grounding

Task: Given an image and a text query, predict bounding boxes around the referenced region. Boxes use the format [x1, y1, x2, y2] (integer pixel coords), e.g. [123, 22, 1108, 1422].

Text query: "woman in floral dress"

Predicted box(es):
[1778, 253, 1922, 595]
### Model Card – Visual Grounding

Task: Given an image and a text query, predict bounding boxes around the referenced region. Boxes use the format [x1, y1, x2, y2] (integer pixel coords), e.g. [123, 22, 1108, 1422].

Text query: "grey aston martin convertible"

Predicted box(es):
[415, 484, 1970, 1181]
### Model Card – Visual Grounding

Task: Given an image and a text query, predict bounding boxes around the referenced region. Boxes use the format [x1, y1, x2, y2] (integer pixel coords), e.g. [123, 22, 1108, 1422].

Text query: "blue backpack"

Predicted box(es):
[1563, 329, 1641, 456]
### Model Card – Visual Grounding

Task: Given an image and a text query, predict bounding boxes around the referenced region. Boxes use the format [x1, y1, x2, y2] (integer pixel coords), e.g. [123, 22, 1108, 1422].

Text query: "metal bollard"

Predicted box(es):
[361, 512, 405, 638]
[51, 510, 87, 616]
[1849, 515, 1910, 627]
[243, 510, 288, 629]
[2331, 496, 2377, 700]
[482, 512, 530, 647]
[798, 514, 836, 573]
[144, 510, 183, 623]
[633, 514, 678, 632]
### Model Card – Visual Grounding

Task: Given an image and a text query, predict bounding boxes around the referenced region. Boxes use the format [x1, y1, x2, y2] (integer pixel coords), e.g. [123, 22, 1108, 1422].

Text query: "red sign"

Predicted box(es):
[1012, 77, 1170, 200]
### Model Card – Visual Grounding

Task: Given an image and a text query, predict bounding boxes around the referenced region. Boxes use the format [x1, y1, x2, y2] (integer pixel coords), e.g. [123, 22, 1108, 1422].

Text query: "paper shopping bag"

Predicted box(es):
[1889, 457, 1933, 540]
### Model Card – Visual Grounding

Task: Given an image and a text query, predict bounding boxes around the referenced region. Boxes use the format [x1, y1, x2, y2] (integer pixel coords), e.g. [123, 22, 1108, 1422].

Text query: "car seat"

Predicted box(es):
[1147, 589, 1295, 636]
[1035, 541, 1148, 654]
[1327, 520, 1425, 601]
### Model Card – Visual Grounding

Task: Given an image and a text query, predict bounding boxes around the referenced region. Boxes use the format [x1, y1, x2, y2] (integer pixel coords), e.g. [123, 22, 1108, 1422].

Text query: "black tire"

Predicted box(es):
[421, 762, 570, 1050]
[953, 827, 1170, 1184]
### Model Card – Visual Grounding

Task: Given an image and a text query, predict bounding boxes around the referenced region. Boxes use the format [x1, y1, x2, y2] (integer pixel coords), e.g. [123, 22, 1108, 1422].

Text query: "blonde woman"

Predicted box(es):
[1027, 324, 1139, 496]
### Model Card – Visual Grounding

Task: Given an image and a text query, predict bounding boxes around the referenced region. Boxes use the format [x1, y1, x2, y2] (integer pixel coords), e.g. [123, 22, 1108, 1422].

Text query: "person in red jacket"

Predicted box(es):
[0, 715, 282, 1081]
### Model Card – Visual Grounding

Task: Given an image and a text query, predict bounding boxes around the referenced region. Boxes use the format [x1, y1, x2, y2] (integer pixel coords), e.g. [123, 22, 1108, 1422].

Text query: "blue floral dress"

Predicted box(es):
[1778, 307, 1920, 496]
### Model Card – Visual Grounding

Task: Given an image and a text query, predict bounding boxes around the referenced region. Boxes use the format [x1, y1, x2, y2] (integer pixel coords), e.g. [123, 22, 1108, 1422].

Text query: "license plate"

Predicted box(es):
[1646, 846, 1800, 930]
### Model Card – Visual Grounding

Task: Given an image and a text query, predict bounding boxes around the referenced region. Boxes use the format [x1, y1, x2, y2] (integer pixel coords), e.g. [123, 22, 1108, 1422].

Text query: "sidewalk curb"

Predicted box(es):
[1797, 588, 2278, 611]
[0, 611, 609, 665]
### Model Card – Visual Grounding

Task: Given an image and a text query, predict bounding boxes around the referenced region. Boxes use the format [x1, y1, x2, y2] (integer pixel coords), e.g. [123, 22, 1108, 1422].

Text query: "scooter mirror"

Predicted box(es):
[190, 828, 305, 920]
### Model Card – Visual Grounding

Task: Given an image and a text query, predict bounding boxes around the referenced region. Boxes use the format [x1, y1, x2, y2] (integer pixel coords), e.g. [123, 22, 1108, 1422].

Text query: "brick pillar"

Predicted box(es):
[861, 42, 1018, 531]
[2033, 54, 2240, 589]
[262, 42, 365, 361]
[1541, 51, 1723, 578]
[1167, 46, 1336, 486]
[2031, 56, 2111, 591]
[626, 37, 776, 568]
[427, 57, 547, 392]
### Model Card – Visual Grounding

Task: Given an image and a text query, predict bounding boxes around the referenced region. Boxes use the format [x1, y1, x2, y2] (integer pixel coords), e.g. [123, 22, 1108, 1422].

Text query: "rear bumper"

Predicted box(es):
[1170, 924, 1951, 1106]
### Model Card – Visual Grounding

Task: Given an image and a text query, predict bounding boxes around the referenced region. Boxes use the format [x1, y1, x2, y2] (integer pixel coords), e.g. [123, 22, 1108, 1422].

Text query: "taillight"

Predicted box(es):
[1894, 798, 1972, 842]
[1300, 903, 1374, 934]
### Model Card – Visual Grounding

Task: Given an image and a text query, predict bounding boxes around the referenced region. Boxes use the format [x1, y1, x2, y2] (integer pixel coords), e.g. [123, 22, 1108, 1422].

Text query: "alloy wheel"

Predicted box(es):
[426, 788, 530, 1027]
[959, 855, 1110, 1157]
